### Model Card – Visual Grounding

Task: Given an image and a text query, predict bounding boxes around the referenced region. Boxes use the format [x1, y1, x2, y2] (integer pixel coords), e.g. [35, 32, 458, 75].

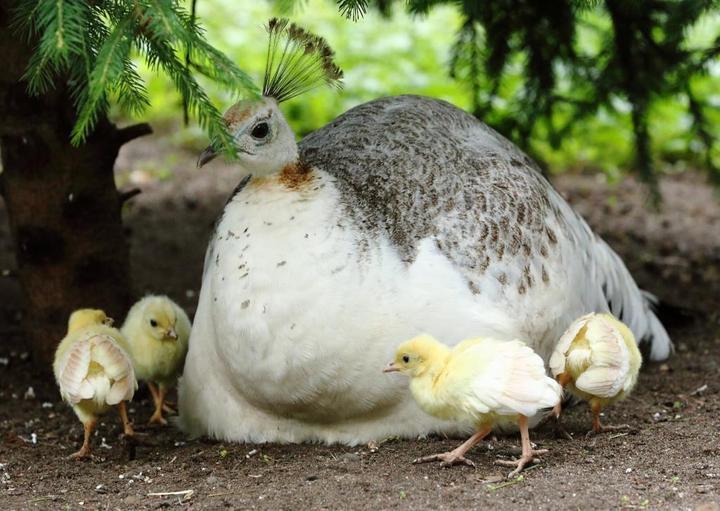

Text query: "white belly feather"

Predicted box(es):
[179, 170, 572, 443]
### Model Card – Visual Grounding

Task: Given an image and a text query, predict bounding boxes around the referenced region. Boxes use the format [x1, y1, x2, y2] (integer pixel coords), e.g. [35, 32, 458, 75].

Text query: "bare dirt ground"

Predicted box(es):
[1, 135, 719, 510]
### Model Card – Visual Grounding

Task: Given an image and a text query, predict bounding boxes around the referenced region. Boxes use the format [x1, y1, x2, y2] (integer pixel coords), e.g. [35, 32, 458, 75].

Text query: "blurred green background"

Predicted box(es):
[131, 0, 720, 180]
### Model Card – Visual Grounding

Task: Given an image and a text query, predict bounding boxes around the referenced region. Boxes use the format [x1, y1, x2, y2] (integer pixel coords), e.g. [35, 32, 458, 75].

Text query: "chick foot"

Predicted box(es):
[413, 452, 476, 468]
[497, 415, 548, 477]
[69, 419, 95, 460]
[147, 383, 169, 425]
[495, 449, 547, 477]
[590, 402, 633, 436]
[148, 410, 168, 426]
[412, 427, 490, 468]
[555, 423, 574, 441]
[552, 408, 573, 440]
[68, 446, 92, 460]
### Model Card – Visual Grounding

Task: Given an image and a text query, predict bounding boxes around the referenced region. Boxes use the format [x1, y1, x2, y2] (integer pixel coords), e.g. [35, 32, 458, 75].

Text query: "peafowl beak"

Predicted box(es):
[383, 362, 400, 373]
[197, 145, 218, 168]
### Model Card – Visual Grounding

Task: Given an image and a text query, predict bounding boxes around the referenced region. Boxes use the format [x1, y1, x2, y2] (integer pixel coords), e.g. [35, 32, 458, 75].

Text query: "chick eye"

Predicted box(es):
[149, 319, 158, 328]
[402, 355, 410, 363]
[250, 122, 269, 139]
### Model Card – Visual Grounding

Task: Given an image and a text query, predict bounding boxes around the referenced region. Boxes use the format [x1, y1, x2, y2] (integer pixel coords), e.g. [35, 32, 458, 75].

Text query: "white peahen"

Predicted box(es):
[178, 19, 671, 445]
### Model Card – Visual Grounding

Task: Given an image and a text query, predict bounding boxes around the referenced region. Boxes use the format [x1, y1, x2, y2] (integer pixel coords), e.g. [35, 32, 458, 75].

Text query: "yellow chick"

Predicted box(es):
[549, 313, 642, 434]
[121, 295, 191, 425]
[385, 334, 561, 475]
[53, 309, 137, 459]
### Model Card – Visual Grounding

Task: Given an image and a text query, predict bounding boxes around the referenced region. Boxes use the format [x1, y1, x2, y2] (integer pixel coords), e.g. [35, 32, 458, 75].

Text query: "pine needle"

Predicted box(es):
[12, 0, 258, 149]
[337, 0, 368, 21]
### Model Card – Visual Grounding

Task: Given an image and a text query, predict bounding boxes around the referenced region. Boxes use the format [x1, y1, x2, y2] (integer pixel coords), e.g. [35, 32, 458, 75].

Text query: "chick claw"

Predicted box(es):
[413, 452, 476, 468]
[555, 424, 574, 441]
[68, 448, 92, 461]
[495, 449, 547, 477]
[148, 411, 168, 426]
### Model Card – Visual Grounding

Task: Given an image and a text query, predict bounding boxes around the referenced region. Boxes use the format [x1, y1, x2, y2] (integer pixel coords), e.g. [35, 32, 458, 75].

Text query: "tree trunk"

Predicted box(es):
[0, 3, 150, 369]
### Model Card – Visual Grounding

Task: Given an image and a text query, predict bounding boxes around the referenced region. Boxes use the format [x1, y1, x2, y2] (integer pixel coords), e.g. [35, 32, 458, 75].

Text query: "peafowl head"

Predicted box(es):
[198, 18, 343, 175]
[197, 97, 296, 175]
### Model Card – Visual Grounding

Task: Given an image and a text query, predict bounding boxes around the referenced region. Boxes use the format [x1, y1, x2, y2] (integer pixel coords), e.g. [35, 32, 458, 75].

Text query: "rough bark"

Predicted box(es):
[0, 3, 149, 369]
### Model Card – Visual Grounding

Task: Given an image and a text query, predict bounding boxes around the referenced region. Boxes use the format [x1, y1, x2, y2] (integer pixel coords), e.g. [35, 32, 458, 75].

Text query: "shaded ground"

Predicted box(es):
[1, 135, 719, 510]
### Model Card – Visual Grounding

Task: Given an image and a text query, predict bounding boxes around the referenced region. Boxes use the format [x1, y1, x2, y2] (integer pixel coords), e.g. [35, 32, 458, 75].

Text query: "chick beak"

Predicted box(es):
[167, 328, 178, 341]
[104, 317, 114, 326]
[197, 145, 218, 168]
[383, 362, 400, 373]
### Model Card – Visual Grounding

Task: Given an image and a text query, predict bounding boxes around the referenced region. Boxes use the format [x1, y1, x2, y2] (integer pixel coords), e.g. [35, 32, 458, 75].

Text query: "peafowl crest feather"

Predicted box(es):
[262, 18, 343, 103]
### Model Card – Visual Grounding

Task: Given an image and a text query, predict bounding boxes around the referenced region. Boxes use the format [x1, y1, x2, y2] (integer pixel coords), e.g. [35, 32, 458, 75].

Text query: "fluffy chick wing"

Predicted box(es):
[56, 334, 137, 406]
[573, 317, 631, 398]
[446, 339, 561, 419]
[91, 335, 138, 404]
[549, 313, 594, 377]
[55, 337, 93, 404]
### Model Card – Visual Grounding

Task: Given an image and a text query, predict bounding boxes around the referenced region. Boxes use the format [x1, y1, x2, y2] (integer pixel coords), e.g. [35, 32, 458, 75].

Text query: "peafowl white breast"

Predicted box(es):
[178, 19, 671, 445]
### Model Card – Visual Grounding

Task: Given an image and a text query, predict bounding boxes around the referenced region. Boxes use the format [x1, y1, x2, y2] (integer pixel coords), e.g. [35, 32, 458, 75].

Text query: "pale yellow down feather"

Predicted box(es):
[549, 313, 642, 405]
[53, 310, 137, 423]
[393, 334, 561, 427]
[121, 295, 191, 387]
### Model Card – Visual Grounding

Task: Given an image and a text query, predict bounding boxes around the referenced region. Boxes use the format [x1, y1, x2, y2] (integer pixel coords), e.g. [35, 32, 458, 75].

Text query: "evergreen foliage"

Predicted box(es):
[12, 0, 719, 193]
[334, 0, 720, 196]
[13, 0, 259, 154]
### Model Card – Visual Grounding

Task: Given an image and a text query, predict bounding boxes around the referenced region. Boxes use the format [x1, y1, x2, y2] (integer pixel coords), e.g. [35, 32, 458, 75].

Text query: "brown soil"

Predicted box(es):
[1, 136, 719, 510]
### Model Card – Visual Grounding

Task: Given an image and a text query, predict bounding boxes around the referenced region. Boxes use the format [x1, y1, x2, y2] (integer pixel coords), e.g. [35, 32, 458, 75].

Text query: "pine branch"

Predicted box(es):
[22, 0, 89, 94]
[13, 0, 257, 150]
[183, 0, 198, 126]
[337, 0, 368, 20]
[140, 0, 257, 153]
[187, 38, 259, 96]
[140, 32, 234, 156]
[113, 58, 150, 116]
[115, 122, 153, 147]
[118, 187, 142, 205]
[70, 13, 134, 145]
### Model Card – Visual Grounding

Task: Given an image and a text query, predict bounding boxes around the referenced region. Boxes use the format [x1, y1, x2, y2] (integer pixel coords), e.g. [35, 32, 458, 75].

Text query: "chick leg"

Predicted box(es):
[553, 372, 572, 419]
[553, 373, 573, 440]
[69, 418, 96, 460]
[590, 400, 631, 434]
[148, 384, 169, 425]
[117, 401, 134, 436]
[162, 400, 177, 415]
[117, 401, 138, 461]
[495, 415, 548, 477]
[413, 426, 492, 468]
[147, 381, 160, 406]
